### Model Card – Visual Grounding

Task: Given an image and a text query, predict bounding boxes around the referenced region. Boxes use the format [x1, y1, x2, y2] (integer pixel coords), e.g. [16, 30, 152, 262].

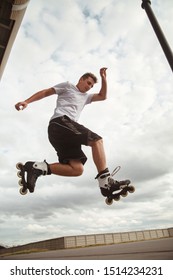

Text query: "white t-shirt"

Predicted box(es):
[51, 82, 94, 121]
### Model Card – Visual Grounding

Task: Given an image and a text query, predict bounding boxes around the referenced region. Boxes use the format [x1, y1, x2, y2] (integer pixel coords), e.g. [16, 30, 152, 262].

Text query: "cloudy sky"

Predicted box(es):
[0, 0, 173, 247]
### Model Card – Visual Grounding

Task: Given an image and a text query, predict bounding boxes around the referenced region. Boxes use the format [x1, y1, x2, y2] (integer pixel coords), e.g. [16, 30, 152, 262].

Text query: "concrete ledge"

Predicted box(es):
[168, 227, 173, 237]
[0, 227, 172, 255]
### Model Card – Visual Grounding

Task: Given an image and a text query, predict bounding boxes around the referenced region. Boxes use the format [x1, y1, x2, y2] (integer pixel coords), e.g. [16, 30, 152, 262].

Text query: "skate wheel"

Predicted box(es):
[121, 192, 128, 197]
[114, 196, 120, 201]
[16, 162, 23, 170]
[105, 197, 113, 205]
[129, 186, 135, 193]
[17, 171, 22, 178]
[18, 179, 23, 186]
[19, 187, 28, 195]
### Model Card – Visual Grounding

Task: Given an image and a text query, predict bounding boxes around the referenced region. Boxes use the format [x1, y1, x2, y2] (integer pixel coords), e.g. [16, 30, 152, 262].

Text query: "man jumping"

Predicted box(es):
[15, 68, 130, 199]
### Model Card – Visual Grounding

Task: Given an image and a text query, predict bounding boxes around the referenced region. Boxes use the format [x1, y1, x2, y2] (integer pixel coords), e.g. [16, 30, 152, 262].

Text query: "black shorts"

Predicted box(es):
[48, 115, 102, 165]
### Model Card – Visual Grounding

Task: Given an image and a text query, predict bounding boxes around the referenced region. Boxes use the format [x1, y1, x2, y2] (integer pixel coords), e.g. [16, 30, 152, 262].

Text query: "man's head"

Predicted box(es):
[76, 72, 98, 93]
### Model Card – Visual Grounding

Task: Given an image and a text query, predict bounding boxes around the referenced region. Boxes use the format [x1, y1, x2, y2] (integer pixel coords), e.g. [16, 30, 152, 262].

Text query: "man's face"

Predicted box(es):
[77, 77, 95, 93]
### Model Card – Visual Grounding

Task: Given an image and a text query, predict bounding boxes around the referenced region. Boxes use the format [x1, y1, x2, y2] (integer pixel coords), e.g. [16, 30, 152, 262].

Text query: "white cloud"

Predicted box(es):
[0, 0, 173, 247]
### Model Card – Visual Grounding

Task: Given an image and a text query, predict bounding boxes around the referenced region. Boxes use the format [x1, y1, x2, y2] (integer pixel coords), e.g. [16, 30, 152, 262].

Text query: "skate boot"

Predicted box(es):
[96, 166, 135, 205]
[16, 160, 51, 195]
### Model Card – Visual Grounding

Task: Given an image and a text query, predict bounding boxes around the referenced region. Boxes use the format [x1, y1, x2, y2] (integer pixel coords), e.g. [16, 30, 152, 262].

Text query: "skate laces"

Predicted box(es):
[108, 166, 121, 185]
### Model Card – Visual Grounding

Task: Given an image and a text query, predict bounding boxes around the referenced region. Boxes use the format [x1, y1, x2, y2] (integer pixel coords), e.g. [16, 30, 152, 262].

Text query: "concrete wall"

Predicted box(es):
[64, 228, 171, 249]
[0, 237, 64, 255]
[168, 227, 173, 237]
[0, 227, 172, 256]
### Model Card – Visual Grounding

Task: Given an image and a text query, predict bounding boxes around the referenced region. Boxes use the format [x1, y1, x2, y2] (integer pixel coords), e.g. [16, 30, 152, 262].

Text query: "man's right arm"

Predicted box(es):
[15, 87, 56, 111]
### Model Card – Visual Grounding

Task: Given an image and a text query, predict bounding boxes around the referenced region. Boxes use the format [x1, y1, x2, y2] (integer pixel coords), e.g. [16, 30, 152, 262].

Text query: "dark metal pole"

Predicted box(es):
[141, 0, 173, 72]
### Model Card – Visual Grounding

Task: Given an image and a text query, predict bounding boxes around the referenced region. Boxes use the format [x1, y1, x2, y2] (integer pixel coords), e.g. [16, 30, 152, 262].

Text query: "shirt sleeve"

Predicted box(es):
[53, 82, 68, 95]
[86, 93, 94, 105]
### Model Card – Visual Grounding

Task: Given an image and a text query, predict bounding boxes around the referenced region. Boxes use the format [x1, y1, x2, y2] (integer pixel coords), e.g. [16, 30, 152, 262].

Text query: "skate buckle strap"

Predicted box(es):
[100, 172, 110, 179]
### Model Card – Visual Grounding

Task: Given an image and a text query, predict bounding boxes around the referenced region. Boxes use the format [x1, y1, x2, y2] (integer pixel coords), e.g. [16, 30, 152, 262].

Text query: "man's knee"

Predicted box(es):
[75, 164, 84, 176]
[70, 160, 84, 176]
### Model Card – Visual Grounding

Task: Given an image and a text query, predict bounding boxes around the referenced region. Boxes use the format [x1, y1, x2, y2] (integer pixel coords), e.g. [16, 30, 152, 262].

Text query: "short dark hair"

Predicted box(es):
[80, 72, 98, 83]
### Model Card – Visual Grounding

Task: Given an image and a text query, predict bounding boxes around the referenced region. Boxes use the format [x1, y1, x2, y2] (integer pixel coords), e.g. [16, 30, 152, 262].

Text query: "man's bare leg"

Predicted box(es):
[88, 139, 113, 194]
[88, 139, 107, 173]
[49, 160, 84, 177]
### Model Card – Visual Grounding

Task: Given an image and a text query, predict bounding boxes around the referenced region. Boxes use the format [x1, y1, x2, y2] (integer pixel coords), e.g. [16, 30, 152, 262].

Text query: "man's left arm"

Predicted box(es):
[91, 67, 107, 102]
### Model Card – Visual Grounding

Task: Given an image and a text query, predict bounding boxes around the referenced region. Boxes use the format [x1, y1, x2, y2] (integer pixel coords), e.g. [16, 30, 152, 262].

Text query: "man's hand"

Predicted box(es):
[15, 101, 28, 111]
[100, 67, 107, 79]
